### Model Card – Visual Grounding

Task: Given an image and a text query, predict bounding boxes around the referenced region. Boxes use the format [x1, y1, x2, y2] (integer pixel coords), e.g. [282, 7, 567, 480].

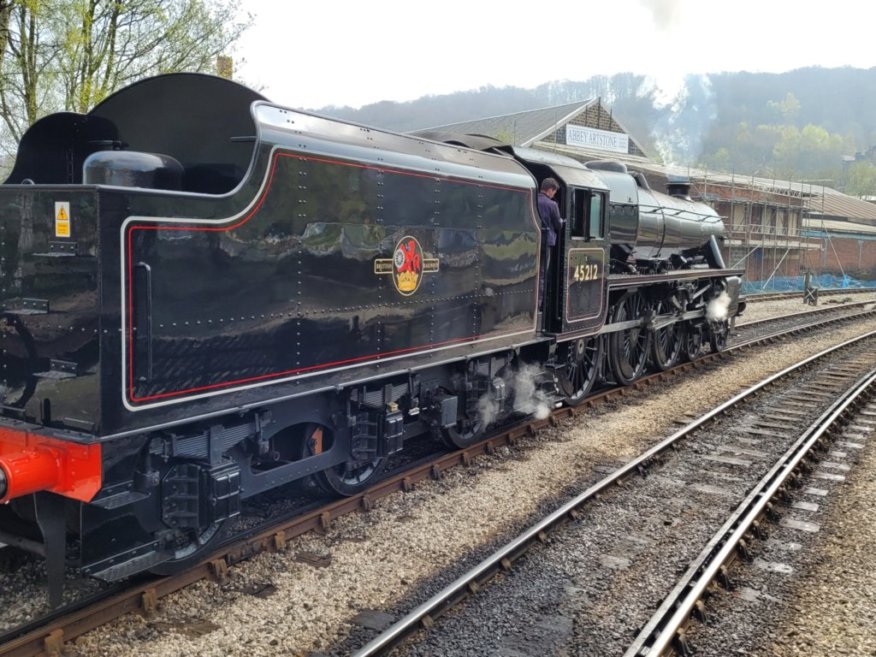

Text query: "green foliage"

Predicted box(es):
[767, 92, 800, 122]
[771, 124, 852, 178]
[845, 161, 876, 197]
[692, 68, 876, 185]
[685, 77, 865, 188]
[0, 0, 251, 148]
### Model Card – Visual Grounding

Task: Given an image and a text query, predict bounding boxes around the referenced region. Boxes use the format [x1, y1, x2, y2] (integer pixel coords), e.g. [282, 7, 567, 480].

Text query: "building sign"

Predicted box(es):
[565, 125, 629, 154]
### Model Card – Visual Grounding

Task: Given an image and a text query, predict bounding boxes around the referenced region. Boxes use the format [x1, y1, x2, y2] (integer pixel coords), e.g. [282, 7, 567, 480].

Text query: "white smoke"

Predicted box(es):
[706, 291, 731, 322]
[647, 74, 717, 167]
[637, 0, 685, 31]
[626, 1, 718, 168]
[512, 363, 552, 421]
[474, 363, 553, 430]
[477, 390, 499, 428]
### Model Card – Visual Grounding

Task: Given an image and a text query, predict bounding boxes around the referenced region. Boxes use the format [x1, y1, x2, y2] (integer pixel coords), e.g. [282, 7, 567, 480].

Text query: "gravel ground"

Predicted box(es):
[682, 401, 876, 657]
[55, 313, 875, 657]
[0, 552, 106, 634]
[768, 410, 876, 657]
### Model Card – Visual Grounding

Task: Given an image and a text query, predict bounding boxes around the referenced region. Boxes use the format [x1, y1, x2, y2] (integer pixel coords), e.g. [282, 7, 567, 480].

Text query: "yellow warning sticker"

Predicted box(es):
[55, 201, 70, 238]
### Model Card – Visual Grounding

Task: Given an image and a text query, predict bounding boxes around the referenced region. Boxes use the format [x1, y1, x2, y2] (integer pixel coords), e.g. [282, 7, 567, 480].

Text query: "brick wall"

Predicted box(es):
[723, 237, 876, 282]
[809, 236, 876, 278]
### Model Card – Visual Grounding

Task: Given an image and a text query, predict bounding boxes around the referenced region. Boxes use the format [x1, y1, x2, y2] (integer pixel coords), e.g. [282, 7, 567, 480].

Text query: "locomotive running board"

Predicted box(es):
[606, 268, 745, 289]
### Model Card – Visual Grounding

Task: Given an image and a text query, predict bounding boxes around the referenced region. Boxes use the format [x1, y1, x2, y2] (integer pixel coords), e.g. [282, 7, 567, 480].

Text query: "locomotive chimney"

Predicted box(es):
[667, 175, 692, 200]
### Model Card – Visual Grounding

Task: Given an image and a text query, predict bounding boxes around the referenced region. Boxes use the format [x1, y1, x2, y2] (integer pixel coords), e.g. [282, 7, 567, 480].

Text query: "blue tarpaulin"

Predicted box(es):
[741, 274, 876, 293]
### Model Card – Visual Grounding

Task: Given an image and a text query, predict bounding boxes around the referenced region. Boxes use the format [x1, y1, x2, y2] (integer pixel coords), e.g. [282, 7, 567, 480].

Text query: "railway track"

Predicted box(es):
[347, 331, 876, 656]
[684, 399, 876, 656]
[733, 298, 875, 340]
[626, 363, 876, 656]
[1, 306, 875, 657]
[745, 287, 875, 303]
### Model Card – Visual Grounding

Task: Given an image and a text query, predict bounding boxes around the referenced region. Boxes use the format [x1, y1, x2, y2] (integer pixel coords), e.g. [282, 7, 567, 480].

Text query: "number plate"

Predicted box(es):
[566, 248, 605, 322]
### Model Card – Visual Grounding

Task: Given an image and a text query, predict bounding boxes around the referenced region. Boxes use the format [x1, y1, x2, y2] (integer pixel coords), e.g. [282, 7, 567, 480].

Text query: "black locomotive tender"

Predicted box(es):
[0, 74, 743, 601]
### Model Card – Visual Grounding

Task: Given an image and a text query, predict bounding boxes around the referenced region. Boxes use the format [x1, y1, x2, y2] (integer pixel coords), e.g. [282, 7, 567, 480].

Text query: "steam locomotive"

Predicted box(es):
[0, 73, 743, 603]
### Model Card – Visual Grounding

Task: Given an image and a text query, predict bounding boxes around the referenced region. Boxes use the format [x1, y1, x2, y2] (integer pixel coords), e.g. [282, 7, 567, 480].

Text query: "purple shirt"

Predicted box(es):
[537, 192, 563, 247]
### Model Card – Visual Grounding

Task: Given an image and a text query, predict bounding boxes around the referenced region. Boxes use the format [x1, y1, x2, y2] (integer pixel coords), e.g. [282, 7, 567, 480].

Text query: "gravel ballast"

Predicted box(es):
[766, 423, 876, 656]
[681, 399, 876, 657]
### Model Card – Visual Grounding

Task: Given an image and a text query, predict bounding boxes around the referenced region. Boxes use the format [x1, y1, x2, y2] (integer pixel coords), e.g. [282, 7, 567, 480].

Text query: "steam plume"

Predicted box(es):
[706, 291, 731, 322]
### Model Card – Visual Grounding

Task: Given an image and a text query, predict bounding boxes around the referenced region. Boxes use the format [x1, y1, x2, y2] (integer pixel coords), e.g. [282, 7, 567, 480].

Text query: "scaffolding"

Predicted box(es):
[691, 171, 822, 291]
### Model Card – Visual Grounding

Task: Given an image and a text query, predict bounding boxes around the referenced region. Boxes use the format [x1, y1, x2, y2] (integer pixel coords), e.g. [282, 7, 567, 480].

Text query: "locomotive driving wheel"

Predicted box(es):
[650, 300, 684, 371]
[607, 292, 650, 385]
[709, 319, 730, 353]
[684, 321, 705, 361]
[302, 424, 386, 497]
[557, 336, 601, 405]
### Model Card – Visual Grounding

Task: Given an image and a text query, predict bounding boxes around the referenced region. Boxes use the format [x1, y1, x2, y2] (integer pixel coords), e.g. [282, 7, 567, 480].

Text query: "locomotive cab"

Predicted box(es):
[505, 147, 611, 336]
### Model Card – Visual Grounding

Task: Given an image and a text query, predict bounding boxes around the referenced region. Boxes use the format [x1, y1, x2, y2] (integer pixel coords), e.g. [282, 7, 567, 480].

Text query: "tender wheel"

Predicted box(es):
[442, 412, 485, 449]
[650, 300, 684, 371]
[303, 424, 386, 497]
[149, 520, 228, 576]
[684, 321, 704, 361]
[608, 292, 650, 385]
[557, 336, 601, 405]
[709, 319, 729, 353]
[149, 451, 243, 576]
[441, 361, 501, 449]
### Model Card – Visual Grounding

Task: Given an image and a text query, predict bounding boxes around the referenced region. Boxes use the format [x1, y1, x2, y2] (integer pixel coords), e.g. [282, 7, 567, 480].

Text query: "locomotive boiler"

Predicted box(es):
[0, 73, 743, 604]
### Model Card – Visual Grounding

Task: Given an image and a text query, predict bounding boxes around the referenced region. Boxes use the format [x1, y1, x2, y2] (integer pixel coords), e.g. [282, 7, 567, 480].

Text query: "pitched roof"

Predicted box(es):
[802, 217, 876, 236]
[801, 186, 876, 224]
[420, 99, 649, 158]
[422, 100, 595, 147]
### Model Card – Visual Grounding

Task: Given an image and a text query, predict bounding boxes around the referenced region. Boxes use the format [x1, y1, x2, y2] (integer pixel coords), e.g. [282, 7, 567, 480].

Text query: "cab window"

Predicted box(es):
[588, 193, 604, 239]
[571, 189, 605, 240]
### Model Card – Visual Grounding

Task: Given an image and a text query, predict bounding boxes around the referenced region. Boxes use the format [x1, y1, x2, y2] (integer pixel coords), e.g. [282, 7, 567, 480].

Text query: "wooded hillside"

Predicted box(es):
[317, 67, 876, 196]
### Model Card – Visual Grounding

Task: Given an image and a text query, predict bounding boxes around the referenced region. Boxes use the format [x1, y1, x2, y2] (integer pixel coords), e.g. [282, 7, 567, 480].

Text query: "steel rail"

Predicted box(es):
[746, 288, 875, 303]
[624, 367, 876, 657]
[736, 298, 875, 331]
[351, 329, 876, 656]
[731, 307, 876, 349]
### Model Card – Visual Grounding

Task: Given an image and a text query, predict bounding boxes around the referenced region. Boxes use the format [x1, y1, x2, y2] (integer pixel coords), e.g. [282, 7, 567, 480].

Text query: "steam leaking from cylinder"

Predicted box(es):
[476, 363, 552, 429]
[512, 364, 551, 420]
[706, 291, 731, 322]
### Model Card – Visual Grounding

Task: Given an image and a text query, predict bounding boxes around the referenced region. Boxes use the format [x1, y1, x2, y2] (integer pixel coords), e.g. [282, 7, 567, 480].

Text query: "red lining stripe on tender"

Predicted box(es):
[132, 332, 518, 402]
[125, 150, 533, 404]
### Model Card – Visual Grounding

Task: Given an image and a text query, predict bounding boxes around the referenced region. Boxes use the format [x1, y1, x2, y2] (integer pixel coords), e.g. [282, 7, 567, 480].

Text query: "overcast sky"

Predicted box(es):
[234, 0, 874, 109]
